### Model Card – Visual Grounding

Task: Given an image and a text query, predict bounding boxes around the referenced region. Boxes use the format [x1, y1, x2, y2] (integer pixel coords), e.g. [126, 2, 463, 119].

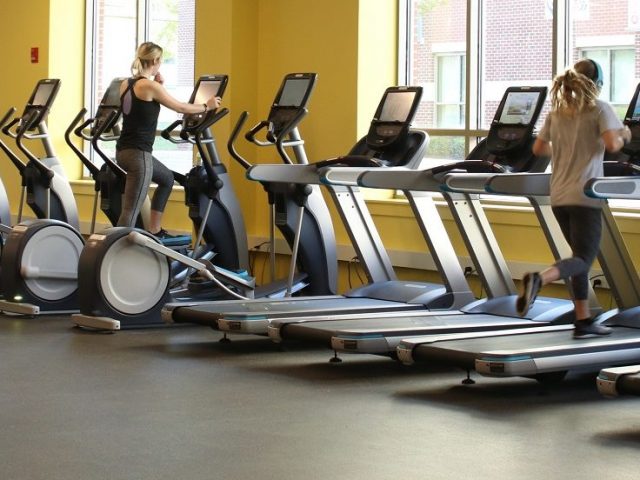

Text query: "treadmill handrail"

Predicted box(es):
[586, 176, 640, 199]
[247, 164, 319, 185]
[358, 167, 444, 192]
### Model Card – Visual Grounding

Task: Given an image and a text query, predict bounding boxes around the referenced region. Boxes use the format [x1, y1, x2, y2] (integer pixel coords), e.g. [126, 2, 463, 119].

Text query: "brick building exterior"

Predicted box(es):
[411, 0, 640, 130]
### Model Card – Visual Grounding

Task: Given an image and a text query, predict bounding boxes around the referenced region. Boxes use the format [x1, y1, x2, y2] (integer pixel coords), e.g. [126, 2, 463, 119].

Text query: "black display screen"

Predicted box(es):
[192, 80, 222, 105]
[498, 91, 541, 125]
[276, 78, 312, 107]
[31, 82, 56, 106]
[379, 91, 418, 122]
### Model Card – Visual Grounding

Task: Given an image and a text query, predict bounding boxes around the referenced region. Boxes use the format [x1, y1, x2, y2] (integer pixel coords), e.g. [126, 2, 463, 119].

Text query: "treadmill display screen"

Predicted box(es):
[31, 82, 56, 107]
[192, 80, 222, 105]
[630, 94, 640, 122]
[277, 78, 312, 107]
[379, 91, 417, 122]
[498, 91, 541, 125]
[101, 78, 125, 107]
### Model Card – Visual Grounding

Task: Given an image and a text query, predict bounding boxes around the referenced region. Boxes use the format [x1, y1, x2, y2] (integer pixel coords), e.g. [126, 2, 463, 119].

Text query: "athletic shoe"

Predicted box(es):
[573, 319, 613, 339]
[516, 272, 541, 317]
[152, 228, 191, 247]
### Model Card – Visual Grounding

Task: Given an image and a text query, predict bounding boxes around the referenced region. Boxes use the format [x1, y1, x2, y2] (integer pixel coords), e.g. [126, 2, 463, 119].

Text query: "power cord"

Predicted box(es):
[249, 241, 271, 279]
[464, 266, 483, 299]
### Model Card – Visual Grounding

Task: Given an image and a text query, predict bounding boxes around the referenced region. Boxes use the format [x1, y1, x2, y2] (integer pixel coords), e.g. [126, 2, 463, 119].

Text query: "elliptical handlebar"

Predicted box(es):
[0, 107, 26, 172]
[90, 110, 127, 179]
[196, 107, 229, 135]
[241, 108, 309, 165]
[245, 120, 273, 146]
[227, 111, 252, 170]
[191, 108, 230, 185]
[15, 110, 54, 180]
[160, 119, 184, 143]
[275, 108, 308, 165]
[1, 116, 20, 137]
[64, 108, 101, 178]
[161, 108, 229, 145]
[0, 107, 17, 131]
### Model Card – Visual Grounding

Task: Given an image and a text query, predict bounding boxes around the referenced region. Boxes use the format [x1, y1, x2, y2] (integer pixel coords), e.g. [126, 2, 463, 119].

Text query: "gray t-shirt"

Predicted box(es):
[538, 99, 623, 208]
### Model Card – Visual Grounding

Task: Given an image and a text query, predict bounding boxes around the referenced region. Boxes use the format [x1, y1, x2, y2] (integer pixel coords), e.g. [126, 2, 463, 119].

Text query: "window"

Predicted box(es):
[578, 49, 635, 118]
[435, 53, 465, 128]
[85, 0, 195, 172]
[403, 0, 467, 164]
[401, 0, 638, 170]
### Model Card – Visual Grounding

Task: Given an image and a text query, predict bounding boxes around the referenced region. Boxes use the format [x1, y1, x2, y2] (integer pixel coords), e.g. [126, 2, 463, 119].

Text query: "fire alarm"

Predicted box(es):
[31, 47, 39, 63]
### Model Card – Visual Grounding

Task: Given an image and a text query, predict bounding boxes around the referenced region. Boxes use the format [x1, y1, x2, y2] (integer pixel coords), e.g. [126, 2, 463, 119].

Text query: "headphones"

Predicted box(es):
[588, 59, 604, 89]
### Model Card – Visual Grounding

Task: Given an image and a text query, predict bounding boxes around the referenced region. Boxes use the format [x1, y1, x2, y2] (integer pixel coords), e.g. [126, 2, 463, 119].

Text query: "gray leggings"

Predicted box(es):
[115, 149, 174, 228]
[552, 206, 602, 301]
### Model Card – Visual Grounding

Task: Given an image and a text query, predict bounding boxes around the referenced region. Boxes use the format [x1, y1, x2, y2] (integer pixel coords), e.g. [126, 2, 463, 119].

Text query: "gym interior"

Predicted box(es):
[0, 1, 639, 479]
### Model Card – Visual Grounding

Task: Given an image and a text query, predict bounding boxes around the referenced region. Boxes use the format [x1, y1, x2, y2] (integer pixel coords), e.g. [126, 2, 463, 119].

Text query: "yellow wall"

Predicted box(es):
[0, 0, 51, 207]
[1, 0, 639, 303]
[49, 0, 86, 179]
[357, 0, 398, 136]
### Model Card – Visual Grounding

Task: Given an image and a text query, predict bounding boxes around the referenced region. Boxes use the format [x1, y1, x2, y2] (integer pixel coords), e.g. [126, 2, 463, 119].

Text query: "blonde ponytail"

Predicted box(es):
[131, 42, 163, 76]
[550, 60, 600, 115]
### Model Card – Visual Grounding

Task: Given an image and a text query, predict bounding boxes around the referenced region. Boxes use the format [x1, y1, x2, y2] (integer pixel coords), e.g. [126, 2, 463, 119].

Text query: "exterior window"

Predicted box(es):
[579, 49, 635, 118]
[404, 0, 467, 164]
[85, 0, 195, 172]
[436, 54, 465, 128]
[401, 0, 639, 175]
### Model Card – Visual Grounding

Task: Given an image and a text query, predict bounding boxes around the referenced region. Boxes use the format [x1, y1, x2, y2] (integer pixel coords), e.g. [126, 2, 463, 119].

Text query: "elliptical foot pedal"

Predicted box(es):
[0, 300, 41, 316]
[71, 314, 121, 331]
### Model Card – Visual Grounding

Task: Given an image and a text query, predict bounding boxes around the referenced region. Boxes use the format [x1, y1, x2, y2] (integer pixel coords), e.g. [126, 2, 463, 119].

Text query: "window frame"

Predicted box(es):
[83, 0, 195, 173]
[398, 0, 639, 209]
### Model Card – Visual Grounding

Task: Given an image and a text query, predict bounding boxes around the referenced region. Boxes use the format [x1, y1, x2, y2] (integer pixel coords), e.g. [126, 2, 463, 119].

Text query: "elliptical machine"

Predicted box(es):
[167, 73, 338, 299]
[71, 101, 252, 330]
[0, 176, 10, 258]
[0, 79, 85, 315]
[65, 77, 151, 234]
[71, 72, 339, 331]
[160, 75, 248, 292]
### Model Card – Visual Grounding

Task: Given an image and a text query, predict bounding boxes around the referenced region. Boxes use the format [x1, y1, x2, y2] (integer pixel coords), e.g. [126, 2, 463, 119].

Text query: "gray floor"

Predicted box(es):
[1, 314, 639, 480]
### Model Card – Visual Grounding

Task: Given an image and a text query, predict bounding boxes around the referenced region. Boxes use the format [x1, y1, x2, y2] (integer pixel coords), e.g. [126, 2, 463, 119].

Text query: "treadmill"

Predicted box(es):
[164, 86, 477, 335]
[267, 86, 586, 351]
[397, 83, 640, 381]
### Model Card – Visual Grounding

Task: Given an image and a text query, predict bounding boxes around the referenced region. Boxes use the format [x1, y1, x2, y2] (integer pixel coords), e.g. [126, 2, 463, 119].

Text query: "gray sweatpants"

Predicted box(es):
[552, 205, 602, 301]
[115, 148, 174, 228]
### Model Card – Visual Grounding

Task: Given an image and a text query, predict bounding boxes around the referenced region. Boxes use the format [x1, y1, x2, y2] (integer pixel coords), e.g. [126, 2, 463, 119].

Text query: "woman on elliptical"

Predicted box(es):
[516, 58, 631, 338]
[116, 41, 221, 243]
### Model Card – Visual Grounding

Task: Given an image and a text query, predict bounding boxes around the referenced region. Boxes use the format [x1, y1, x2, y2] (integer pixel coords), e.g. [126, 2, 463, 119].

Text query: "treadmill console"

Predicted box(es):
[366, 86, 422, 149]
[183, 74, 229, 130]
[622, 82, 640, 157]
[485, 86, 546, 155]
[267, 72, 317, 135]
[91, 77, 127, 137]
[22, 78, 61, 130]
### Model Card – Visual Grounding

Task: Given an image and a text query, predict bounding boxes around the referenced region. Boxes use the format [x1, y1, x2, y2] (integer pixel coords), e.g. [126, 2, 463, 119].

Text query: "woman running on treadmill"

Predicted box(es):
[116, 41, 221, 242]
[517, 58, 631, 338]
